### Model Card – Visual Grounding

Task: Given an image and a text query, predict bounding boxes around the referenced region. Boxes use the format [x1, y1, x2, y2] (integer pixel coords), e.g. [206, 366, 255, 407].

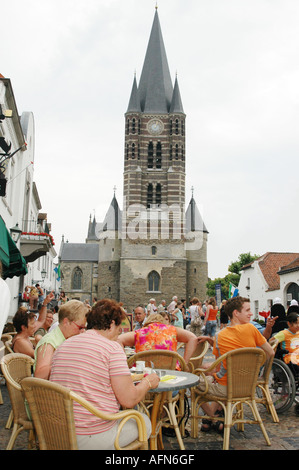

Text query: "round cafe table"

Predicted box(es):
[146, 369, 199, 450]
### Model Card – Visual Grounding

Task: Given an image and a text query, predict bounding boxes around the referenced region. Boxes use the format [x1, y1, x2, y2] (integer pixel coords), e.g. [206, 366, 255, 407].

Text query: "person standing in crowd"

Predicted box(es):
[172, 301, 184, 329]
[219, 300, 228, 329]
[157, 300, 167, 314]
[26, 284, 39, 310]
[146, 298, 157, 315]
[167, 296, 177, 314]
[189, 297, 203, 336]
[204, 297, 218, 339]
[36, 284, 45, 305]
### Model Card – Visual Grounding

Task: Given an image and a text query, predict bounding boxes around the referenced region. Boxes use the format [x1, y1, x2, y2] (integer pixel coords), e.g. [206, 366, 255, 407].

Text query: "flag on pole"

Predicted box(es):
[229, 283, 239, 298]
[54, 265, 61, 281]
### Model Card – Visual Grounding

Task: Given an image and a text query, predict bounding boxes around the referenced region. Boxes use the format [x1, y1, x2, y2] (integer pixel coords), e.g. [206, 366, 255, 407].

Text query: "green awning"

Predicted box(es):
[0, 216, 28, 279]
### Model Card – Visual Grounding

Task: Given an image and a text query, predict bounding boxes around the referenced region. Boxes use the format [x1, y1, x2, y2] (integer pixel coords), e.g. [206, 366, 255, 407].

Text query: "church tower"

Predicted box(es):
[124, 9, 185, 212]
[118, 9, 208, 310]
[59, 8, 208, 309]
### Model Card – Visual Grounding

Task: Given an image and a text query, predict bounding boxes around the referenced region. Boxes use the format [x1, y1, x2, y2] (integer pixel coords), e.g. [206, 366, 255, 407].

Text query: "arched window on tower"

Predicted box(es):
[132, 118, 136, 134]
[175, 119, 179, 135]
[148, 142, 154, 168]
[181, 119, 185, 136]
[126, 144, 129, 160]
[147, 184, 153, 208]
[138, 119, 141, 135]
[182, 145, 185, 161]
[156, 142, 162, 169]
[72, 267, 83, 290]
[138, 143, 140, 160]
[131, 143, 135, 159]
[126, 119, 130, 135]
[175, 144, 179, 160]
[156, 183, 162, 206]
[169, 144, 173, 161]
[148, 270, 160, 292]
[170, 120, 173, 136]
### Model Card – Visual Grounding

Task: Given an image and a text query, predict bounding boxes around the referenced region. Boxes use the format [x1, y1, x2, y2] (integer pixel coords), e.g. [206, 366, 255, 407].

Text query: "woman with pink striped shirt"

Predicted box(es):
[50, 298, 158, 450]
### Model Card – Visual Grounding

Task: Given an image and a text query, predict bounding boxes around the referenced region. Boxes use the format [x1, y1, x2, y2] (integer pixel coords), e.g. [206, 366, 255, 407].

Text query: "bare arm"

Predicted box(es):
[117, 331, 135, 348]
[33, 291, 55, 332]
[260, 340, 275, 360]
[111, 372, 160, 409]
[34, 342, 55, 379]
[176, 328, 198, 364]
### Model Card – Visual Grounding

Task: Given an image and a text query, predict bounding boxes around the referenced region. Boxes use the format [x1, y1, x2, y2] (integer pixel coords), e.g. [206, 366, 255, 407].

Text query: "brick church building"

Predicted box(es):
[59, 9, 208, 312]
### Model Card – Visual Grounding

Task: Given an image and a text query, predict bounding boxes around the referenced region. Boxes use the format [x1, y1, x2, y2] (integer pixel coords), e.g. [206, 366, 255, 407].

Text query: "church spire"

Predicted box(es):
[137, 9, 173, 113]
[126, 73, 141, 113]
[170, 75, 184, 114]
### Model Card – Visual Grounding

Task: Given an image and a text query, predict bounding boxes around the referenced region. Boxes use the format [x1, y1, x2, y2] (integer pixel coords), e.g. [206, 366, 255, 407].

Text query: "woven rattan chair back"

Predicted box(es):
[187, 341, 209, 372]
[127, 349, 187, 371]
[226, 347, 266, 400]
[0, 353, 35, 450]
[21, 377, 148, 450]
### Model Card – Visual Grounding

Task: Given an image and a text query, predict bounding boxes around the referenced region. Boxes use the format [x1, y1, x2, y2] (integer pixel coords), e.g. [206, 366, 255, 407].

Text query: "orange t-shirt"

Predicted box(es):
[212, 323, 266, 385]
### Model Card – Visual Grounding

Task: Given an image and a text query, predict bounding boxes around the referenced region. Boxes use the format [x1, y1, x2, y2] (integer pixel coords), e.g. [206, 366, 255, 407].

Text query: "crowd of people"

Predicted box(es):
[2, 276, 299, 448]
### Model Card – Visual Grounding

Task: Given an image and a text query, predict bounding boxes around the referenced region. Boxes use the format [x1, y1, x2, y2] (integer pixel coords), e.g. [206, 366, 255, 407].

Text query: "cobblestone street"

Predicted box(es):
[1, 379, 299, 452]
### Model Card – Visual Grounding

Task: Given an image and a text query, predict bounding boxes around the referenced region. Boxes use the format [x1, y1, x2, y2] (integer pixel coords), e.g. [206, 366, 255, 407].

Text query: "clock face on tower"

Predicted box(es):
[147, 119, 164, 136]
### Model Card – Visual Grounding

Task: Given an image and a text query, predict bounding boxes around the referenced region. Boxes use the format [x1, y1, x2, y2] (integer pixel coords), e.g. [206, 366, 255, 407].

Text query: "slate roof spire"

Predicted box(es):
[126, 73, 141, 113]
[185, 195, 208, 233]
[137, 9, 174, 114]
[170, 75, 184, 114]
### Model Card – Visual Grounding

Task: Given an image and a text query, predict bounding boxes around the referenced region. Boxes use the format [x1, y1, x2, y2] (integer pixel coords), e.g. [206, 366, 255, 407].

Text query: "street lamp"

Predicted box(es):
[10, 223, 22, 243]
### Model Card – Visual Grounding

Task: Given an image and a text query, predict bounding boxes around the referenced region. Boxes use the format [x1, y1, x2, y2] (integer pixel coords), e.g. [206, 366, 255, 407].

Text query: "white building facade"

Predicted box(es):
[0, 76, 57, 324]
[238, 252, 299, 317]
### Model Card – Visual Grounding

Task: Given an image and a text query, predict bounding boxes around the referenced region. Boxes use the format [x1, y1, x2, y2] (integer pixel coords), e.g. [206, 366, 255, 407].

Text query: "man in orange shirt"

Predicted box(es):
[197, 296, 274, 432]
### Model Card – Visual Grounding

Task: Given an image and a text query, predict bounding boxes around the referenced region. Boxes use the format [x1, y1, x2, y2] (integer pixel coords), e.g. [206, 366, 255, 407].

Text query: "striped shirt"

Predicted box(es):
[50, 329, 130, 435]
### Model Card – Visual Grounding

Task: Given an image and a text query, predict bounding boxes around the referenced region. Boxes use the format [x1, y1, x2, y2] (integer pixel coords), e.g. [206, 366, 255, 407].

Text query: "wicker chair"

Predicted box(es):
[256, 338, 280, 423]
[0, 353, 36, 450]
[4, 339, 13, 354]
[187, 340, 209, 373]
[21, 377, 148, 450]
[190, 347, 271, 450]
[0, 334, 13, 419]
[127, 349, 188, 450]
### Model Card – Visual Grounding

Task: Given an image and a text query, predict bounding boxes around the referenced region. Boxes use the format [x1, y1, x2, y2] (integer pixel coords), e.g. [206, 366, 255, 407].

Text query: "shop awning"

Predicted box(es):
[0, 216, 28, 279]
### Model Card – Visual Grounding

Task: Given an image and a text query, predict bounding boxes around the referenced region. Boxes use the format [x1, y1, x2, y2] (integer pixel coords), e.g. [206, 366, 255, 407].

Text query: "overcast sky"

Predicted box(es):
[2, 0, 299, 280]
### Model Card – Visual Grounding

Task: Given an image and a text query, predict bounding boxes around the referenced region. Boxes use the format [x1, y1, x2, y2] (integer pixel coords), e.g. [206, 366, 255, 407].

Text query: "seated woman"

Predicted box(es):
[50, 298, 159, 450]
[34, 299, 90, 379]
[118, 313, 198, 369]
[11, 292, 55, 358]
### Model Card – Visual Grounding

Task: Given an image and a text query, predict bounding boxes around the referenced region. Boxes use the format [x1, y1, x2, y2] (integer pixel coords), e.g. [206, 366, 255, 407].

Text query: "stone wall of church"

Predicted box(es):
[60, 261, 97, 303]
[97, 261, 120, 301]
[186, 232, 208, 303]
[119, 236, 187, 312]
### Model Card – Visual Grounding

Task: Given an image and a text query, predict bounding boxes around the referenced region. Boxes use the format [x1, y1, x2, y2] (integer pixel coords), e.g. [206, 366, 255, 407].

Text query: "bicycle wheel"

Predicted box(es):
[269, 358, 296, 413]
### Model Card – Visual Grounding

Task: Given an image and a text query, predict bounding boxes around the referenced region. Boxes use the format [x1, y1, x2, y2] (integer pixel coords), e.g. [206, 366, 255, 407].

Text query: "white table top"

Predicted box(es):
[149, 369, 199, 392]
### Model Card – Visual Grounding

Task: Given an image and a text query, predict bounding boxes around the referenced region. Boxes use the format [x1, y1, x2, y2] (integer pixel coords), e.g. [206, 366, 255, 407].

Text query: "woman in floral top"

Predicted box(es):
[118, 313, 198, 370]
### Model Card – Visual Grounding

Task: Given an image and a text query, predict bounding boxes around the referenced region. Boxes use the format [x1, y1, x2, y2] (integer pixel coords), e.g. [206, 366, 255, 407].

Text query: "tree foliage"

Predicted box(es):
[206, 252, 259, 300]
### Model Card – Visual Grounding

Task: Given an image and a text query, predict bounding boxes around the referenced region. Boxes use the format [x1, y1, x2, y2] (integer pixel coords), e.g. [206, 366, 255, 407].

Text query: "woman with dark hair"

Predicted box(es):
[11, 291, 54, 357]
[50, 298, 158, 450]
